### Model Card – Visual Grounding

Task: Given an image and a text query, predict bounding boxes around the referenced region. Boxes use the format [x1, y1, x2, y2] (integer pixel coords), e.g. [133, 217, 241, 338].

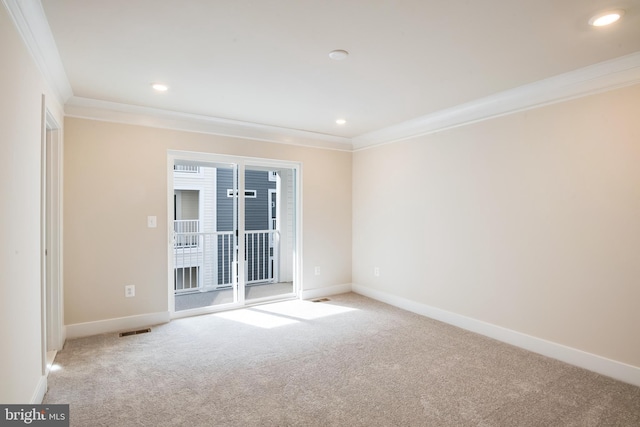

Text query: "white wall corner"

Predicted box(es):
[31, 375, 47, 404]
[351, 284, 640, 388]
[65, 311, 171, 340]
[300, 283, 352, 300]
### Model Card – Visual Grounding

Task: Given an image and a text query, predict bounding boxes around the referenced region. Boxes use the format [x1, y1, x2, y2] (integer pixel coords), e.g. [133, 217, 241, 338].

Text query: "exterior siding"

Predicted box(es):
[279, 168, 296, 282]
[173, 165, 217, 289]
[216, 168, 234, 232]
[245, 170, 276, 231]
[216, 169, 276, 231]
[216, 168, 235, 284]
[245, 170, 277, 282]
[215, 168, 276, 284]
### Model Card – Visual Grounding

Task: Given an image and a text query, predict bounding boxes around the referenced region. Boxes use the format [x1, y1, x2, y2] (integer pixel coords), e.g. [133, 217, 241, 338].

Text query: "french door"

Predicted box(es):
[168, 152, 299, 317]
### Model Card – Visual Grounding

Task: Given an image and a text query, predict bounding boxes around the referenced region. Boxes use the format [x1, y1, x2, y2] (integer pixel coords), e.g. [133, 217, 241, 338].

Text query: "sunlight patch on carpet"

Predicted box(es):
[211, 300, 358, 328]
[253, 299, 358, 320]
[214, 308, 299, 328]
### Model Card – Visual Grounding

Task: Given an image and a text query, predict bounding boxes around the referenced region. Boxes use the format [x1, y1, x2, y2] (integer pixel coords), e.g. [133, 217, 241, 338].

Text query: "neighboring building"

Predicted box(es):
[173, 165, 281, 293]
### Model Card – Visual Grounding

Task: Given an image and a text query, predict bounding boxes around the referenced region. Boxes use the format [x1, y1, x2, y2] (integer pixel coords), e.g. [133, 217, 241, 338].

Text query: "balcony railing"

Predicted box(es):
[173, 226, 279, 293]
[174, 165, 200, 173]
[174, 231, 234, 293]
[245, 230, 279, 285]
[174, 220, 199, 247]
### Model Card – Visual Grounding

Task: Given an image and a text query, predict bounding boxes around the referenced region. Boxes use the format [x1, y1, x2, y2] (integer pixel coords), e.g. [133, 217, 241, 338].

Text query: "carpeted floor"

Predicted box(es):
[44, 293, 640, 426]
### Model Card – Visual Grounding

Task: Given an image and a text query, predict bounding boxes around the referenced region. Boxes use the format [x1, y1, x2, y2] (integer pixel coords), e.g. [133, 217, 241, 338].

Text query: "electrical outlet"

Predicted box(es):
[125, 285, 135, 298]
[314, 266, 321, 275]
[374, 267, 380, 277]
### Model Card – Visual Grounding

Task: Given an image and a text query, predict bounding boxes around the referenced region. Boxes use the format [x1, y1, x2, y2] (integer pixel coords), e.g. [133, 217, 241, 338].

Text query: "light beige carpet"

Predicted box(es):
[44, 293, 640, 426]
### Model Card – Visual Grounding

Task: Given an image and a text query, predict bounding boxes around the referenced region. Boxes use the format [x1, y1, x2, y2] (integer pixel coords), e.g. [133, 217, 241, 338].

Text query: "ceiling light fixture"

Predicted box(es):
[152, 83, 168, 92]
[329, 50, 349, 60]
[589, 10, 625, 26]
[336, 119, 347, 125]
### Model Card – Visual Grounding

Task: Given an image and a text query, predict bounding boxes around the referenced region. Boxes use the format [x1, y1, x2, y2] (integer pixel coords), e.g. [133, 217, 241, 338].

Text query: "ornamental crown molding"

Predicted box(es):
[5, 1, 640, 151]
[3, 0, 72, 105]
[352, 51, 640, 150]
[65, 97, 354, 151]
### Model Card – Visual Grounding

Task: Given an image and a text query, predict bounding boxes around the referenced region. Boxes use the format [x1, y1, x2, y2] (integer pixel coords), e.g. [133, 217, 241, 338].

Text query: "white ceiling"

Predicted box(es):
[27, 0, 640, 146]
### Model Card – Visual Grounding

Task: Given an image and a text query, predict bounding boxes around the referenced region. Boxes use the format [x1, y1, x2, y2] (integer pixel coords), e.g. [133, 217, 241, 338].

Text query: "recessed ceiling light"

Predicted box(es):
[336, 119, 347, 125]
[152, 83, 168, 92]
[329, 50, 349, 61]
[589, 10, 625, 26]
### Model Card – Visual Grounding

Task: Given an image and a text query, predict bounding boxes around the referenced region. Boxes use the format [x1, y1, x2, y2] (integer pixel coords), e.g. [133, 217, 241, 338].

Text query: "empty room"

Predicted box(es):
[1, 0, 639, 425]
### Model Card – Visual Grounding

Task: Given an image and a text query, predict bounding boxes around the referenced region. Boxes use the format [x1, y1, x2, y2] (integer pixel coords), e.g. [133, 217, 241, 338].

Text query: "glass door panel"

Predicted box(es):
[173, 161, 238, 312]
[244, 165, 296, 302]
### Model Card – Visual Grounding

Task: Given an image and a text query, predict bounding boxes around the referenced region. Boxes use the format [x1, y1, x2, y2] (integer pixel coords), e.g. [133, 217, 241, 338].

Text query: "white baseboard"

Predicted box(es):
[31, 375, 47, 404]
[300, 283, 352, 300]
[64, 287, 353, 339]
[65, 311, 171, 339]
[60, 323, 67, 348]
[352, 284, 640, 387]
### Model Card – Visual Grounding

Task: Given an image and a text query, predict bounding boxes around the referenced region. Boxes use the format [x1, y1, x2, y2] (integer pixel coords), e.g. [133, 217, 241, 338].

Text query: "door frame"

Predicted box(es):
[268, 187, 278, 283]
[40, 98, 64, 376]
[167, 150, 302, 318]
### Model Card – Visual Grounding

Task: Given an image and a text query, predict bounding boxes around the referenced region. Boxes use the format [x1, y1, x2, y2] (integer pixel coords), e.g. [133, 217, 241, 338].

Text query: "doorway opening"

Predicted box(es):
[167, 152, 301, 317]
[41, 102, 63, 376]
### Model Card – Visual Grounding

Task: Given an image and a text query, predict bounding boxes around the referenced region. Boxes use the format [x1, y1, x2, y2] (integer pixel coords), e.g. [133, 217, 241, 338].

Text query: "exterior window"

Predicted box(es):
[174, 266, 200, 291]
[174, 164, 200, 173]
[227, 189, 257, 198]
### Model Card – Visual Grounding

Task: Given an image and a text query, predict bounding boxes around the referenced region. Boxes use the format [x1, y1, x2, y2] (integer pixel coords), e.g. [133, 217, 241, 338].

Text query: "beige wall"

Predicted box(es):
[63, 118, 352, 325]
[0, 5, 64, 403]
[353, 83, 640, 368]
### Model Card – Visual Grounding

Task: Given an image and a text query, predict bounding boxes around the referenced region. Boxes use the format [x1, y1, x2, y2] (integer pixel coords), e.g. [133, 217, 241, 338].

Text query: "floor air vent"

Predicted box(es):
[312, 298, 331, 303]
[119, 328, 151, 337]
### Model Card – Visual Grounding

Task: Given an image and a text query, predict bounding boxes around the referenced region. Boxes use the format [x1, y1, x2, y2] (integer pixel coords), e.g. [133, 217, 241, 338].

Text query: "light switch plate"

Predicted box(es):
[147, 216, 157, 228]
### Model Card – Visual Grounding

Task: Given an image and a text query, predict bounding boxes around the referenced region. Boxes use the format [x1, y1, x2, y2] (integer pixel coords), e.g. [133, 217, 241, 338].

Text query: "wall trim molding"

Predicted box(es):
[66, 51, 640, 152]
[5, 1, 640, 152]
[352, 51, 640, 150]
[352, 284, 640, 387]
[2, 0, 72, 105]
[31, 376, 47, 404]
[65, 96, 353, 152]
[64, 285, 354, 337]
[65, 311, 171, 340]
[300, 283, 352, 300]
